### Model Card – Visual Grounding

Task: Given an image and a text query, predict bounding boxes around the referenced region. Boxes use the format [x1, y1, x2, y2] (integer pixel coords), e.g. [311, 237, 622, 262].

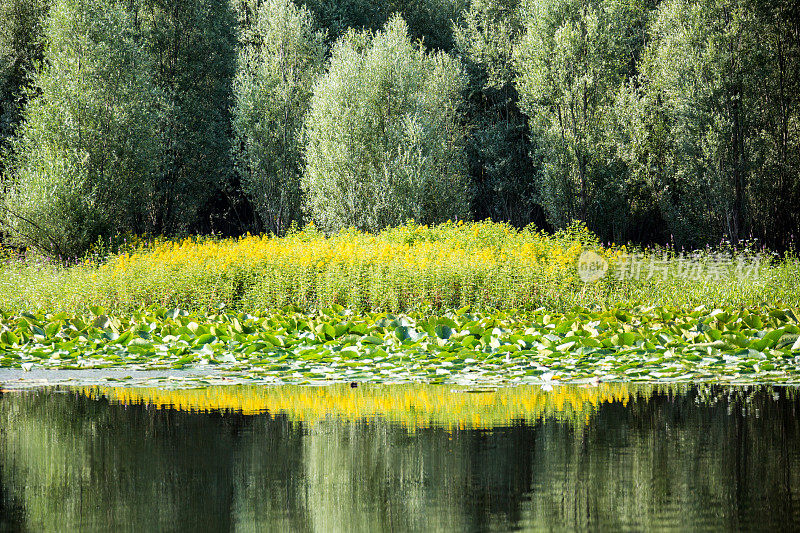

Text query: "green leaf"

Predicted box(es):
[361, 335, 384, 345]
[262, 334, 283, 347]
[315, 323, 336, 340]
[195, 334, 217, 345]
[792, 336, 800, 352]
[1, 331, 19, 345]
[434, 325, 453, 340]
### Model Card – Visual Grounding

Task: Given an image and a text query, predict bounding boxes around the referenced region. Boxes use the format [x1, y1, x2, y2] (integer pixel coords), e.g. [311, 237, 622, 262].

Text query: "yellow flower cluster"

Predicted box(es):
[80, 383, 636, 430]
[94, 221, 612, 280]
[5, 221, 622, 313]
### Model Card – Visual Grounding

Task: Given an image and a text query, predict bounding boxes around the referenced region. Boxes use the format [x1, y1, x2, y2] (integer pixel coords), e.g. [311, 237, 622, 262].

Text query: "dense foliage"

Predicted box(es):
[143, 0, 238, 235]
[0, 0, 49, 179]
[232, 0, 324, 234]
[303, 16, 469, 231]
[515, 0, 653, 237]
[5, 0, 159, 258]
[454, 0, 543, 227]
[298, 0, 467, 51]
[0, 0, 798, 254]
[623, 0, 800, 248]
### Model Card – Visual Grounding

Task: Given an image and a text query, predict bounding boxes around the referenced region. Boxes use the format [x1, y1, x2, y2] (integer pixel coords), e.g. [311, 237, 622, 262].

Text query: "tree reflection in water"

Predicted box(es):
[0, 384, 798, 531]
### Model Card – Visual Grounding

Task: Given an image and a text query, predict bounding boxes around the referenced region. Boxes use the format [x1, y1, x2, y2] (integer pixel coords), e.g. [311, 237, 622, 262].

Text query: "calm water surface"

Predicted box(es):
[1, 384, 799, 532]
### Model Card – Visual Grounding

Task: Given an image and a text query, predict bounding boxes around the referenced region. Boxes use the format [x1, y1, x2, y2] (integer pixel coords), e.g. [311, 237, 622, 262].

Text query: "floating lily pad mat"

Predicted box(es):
[1, 305, 800, 385]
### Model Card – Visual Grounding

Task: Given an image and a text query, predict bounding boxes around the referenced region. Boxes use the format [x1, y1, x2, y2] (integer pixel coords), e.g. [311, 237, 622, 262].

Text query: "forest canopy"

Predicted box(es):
[1, 0, 798, 256]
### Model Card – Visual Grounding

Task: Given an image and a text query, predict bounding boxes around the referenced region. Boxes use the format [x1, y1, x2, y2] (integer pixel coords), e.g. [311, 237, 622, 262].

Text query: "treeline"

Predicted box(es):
[0, 0, 798, 257]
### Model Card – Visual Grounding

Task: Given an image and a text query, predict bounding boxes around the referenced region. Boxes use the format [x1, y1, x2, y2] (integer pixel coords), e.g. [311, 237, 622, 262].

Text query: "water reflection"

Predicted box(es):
[0, 384, 799, 531]
[79, 383, 636, 429]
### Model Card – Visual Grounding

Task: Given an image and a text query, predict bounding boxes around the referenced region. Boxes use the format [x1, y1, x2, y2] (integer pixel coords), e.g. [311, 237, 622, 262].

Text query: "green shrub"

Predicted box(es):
[303, 15, 470, 233]
[232, 0, 325, 235]
[3, 0, 158, 258]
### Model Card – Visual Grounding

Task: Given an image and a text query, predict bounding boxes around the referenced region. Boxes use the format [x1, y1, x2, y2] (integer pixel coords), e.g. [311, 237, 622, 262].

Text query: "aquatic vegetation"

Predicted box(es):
[1, 222, 797, 384]
[1, 305, 800, 384]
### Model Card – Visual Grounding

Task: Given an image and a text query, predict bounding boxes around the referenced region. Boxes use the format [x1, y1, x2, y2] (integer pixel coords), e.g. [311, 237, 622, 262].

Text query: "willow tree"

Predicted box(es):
[453, 0, 543, 228]
[0, 0, 50, 179]
[4, 0, 158, 257]
[138, 0, 237, 235]
[303, 16, 469, 232]
[515, 0, 653, 239]
[624, 0, 800, 247]
[232, 0, 325, 235]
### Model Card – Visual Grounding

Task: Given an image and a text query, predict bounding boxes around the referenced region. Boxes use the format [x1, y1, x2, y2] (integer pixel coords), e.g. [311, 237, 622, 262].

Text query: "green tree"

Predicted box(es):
[4, 0, 159, 257]
[623, 0, 741, 245]
[745, 0, 800, 249]
[303, 15, 469, 232]
[453, 0, 543, 228]
[138, 0, 237, 235]
[232, 0, 325, 235]
[515, 0, 653, 240]
[622, 0, 800, 247]
[0, 0, 50, 179]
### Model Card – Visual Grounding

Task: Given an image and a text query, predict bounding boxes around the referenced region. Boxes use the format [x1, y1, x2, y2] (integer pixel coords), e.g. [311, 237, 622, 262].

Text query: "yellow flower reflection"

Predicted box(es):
[79, 383, 638, 430]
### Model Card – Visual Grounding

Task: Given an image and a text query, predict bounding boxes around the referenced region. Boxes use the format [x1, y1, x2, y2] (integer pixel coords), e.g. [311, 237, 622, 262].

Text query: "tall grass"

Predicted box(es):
[0, 221, 797, 314]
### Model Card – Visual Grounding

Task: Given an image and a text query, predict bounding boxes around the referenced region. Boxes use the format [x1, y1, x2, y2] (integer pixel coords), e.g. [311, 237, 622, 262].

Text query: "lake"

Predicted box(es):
[1, 383, 799, 531]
